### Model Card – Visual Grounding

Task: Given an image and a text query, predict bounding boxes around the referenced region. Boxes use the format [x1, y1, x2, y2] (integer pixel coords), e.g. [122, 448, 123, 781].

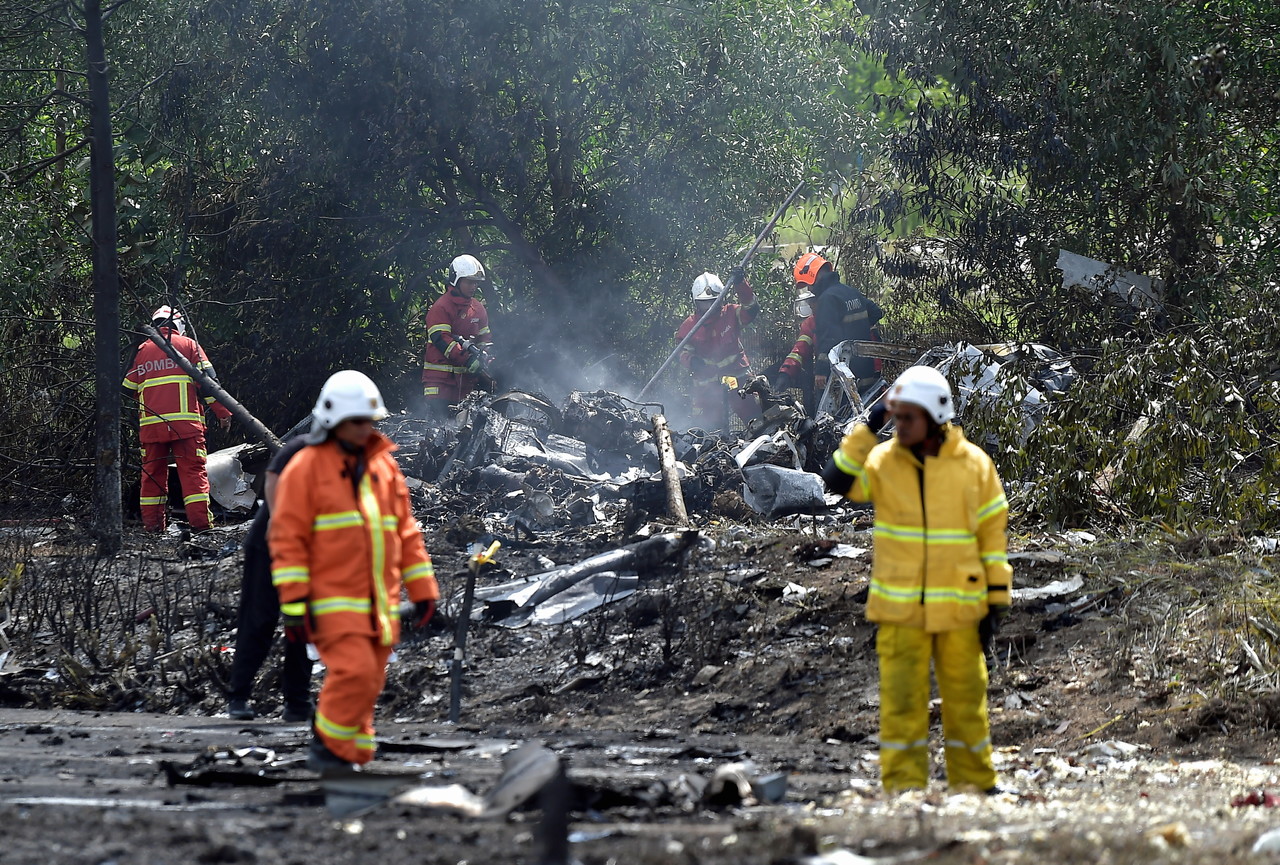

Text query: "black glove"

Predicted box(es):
[821, 456, 853, 496]
[978, 605, 1009, 656]
[688, 356, 708, 373]
[413, 599, 436, 628]
[727, 265, 746, 286]
[866, 401, 889, 433]
[769, 369, 793, 391]
[281, 602, 311, 644]
[464, 343, 488, 375]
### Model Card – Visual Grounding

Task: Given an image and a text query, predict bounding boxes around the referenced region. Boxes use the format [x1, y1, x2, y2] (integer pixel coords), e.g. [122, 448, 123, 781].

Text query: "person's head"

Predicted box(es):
[886, 366, 954, 447]
[151, 304, 186, 336]
[793, 290, 815, 319]
[691, 272, 723, 315]
[310, 370, 388, 447]
[448, 254, 487, 298]
[793, 252, 833, 293]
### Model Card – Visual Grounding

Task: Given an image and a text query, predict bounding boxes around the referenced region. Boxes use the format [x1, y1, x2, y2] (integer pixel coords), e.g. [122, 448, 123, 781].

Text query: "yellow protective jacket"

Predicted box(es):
[831, 423, 1011, 631]
[269, 430, 439, 645]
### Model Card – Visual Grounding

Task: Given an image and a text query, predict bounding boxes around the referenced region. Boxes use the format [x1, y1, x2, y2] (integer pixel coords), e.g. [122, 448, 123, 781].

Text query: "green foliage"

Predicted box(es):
[953, 317, 1280, 531]
[121, 0, 863, 423]
[828, 0, 1280, 340]
[0, 0, 861, 503]
[1, 0, 1277, 534]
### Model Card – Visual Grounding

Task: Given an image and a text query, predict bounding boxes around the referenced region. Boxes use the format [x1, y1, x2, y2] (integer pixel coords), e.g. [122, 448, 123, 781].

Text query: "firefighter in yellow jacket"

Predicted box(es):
[270, 370, 439, 772]
[821, 366, 1012, 793]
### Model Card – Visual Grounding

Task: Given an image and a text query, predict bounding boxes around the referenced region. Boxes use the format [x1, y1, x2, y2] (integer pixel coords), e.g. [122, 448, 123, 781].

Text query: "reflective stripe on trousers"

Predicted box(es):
[312, 631, 392, 765]
[876, 623, 996, 792]
[139, 433, 213, 530]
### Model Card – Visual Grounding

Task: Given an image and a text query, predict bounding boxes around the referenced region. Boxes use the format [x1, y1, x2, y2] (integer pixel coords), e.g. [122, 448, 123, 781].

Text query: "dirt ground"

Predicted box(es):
[5, 512, 1280, 864]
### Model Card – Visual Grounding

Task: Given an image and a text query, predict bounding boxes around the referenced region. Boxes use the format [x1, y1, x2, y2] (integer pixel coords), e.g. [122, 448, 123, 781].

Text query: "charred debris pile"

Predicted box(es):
[0, 341, 1084, 718]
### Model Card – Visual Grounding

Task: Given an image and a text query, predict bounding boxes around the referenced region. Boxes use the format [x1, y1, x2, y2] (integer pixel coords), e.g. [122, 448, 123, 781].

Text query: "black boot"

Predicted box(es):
[307, 733, 356, 775]
[282, 701, 313, 723]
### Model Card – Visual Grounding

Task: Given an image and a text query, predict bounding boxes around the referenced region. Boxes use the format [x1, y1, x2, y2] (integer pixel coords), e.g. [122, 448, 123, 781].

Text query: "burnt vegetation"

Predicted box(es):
[2, 4, 1280, 860]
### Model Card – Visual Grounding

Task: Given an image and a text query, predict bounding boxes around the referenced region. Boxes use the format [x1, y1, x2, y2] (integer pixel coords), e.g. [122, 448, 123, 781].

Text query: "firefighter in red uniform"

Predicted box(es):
[421, 254, 493, 417]
[123, 306, 232, 532]
[675, 267, 763, 432]
[770, 290, 817, 392]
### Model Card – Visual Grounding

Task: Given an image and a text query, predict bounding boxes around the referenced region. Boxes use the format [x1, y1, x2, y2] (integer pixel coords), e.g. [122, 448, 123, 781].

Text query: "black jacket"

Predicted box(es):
[813, 272, 883, 378]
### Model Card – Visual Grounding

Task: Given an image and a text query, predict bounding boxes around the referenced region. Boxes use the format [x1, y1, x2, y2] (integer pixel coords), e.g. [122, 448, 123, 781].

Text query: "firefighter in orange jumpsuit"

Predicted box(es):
[270, 370, 439, 772]
[675, 267, 762, 432]
[123, 306, 232, 532]
[422, 253, 493, 416]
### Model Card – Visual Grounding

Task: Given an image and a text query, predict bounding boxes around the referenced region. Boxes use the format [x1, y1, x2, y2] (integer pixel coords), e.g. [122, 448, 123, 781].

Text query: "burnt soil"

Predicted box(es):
[4, 514, 1280, 864]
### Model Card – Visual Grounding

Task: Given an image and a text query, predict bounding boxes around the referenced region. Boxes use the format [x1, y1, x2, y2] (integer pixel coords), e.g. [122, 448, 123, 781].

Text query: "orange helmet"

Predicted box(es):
[793, 252, 830, 287]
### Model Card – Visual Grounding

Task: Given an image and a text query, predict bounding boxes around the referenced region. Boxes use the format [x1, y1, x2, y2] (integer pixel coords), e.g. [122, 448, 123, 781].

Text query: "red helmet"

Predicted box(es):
[793, 252, 829, 287]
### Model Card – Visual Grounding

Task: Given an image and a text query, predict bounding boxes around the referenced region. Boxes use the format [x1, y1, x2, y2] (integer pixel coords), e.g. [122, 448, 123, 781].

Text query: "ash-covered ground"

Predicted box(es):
[5, 509, 1280, 864]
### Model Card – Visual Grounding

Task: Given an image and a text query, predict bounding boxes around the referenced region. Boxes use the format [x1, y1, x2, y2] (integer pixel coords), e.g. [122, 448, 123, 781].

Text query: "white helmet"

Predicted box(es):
[448, 254, 487, 286]
[151, 304, 186, 336]
[312, 370, 389, 430]
[794, 290, 815, 319]
[890, 366, 955, 424]
[691, 272, 724, 302]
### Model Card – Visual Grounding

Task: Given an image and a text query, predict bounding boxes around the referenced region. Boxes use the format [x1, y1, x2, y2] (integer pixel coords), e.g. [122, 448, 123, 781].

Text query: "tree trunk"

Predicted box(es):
[86, 0, 122, 554]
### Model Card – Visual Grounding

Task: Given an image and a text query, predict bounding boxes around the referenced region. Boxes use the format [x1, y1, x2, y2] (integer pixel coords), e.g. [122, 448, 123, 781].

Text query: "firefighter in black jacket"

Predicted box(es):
[793, 252, 884, 395]
[226, 434, 313, 721]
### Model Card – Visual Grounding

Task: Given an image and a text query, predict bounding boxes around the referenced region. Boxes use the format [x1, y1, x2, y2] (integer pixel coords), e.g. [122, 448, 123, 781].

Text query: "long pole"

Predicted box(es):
[449, 540, 501, 723]
[636, 180, 806, 401]
[139, 324, 282, 451]
[86, 0, 122, 554]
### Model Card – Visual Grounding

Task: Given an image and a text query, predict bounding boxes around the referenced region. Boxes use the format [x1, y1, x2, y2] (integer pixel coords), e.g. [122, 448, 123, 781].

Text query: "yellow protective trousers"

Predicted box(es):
[313, 632, 393, 765]
[876, 623, 997, 792]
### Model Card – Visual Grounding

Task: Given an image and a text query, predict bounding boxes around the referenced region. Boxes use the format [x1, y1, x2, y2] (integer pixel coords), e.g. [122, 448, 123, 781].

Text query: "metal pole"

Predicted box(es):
[449, 540, 501, 723]
[139, 323, 282, 452]
[637, 180, 806, 401]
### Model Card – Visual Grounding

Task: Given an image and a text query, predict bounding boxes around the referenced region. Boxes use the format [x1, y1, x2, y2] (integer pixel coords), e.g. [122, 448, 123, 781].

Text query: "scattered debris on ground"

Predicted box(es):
[7, 366, 1280, 864]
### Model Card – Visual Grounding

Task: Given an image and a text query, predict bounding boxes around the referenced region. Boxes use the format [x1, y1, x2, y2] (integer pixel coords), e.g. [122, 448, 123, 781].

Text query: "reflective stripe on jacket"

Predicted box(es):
[831, 423, 1011, 631]
[779, 315, 816, 377]
[422, 291, 490, 384]
[675, 283, 759, 382]
[122, 328, 231, 443]
[269, 430, 439, 645]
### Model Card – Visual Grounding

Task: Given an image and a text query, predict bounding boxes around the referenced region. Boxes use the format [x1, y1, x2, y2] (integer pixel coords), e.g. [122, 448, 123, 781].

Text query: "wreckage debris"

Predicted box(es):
[473, 532, 696, 628]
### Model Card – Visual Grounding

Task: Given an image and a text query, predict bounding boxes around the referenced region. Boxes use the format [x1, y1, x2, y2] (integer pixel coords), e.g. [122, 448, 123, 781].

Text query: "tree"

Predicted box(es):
[820, 0, 1277, 341]
[828, 0, 1280, 526]
[0, 0, 143, 547]
[85, 0, 123, 552]
[138, 0, 863, 424]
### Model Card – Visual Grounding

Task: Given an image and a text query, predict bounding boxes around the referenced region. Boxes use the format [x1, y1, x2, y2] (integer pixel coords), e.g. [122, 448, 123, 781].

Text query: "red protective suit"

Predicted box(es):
[675, 280, 762, 431]
[421, 289, 491, 409]
[122, 328, 232, 531]
[779, 314, 816, 379]
[269, 430, 439, 765]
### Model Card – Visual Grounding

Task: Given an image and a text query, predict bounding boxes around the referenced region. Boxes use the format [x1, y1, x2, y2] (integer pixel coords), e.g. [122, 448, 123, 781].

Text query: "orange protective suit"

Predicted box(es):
[122, 327, 232, 531]
[269, 431, 439, 764]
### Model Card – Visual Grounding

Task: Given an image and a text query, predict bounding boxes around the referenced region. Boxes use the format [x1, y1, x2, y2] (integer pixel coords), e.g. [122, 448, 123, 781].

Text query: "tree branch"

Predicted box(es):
[442, 141, 569, 302]
[5, 135, 89, 185]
